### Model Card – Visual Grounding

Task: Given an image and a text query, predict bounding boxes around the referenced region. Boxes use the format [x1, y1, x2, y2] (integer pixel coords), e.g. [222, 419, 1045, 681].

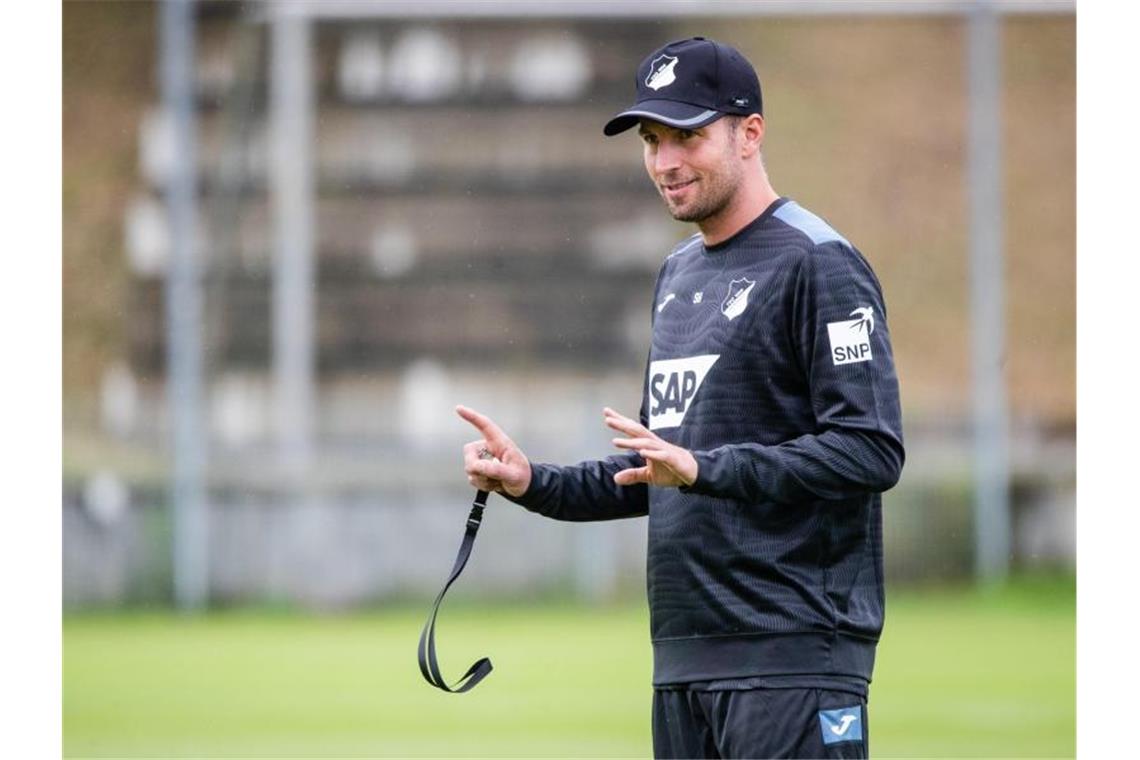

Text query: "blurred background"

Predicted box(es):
[63, 0, 1075, 757]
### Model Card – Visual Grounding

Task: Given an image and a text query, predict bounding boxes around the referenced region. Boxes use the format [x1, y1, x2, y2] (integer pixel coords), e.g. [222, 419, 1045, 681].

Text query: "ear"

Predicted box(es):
[739, 114, 765, 159]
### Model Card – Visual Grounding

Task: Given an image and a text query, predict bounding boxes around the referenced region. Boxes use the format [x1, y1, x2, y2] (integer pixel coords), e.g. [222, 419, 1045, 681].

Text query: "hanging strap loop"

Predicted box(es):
[417, 490, 493, 693]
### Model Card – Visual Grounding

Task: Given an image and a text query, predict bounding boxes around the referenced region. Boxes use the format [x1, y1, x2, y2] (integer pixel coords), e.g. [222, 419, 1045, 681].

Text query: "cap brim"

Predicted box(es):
[603, 100, 724, 136]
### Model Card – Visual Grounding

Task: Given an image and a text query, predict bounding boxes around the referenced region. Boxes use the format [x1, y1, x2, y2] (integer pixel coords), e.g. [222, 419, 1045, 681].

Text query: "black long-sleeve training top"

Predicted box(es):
[506, 197, 904, 691]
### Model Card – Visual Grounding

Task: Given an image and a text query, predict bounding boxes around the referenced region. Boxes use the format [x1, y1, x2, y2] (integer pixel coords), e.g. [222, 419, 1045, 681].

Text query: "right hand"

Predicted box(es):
[457, 405, 532, 498]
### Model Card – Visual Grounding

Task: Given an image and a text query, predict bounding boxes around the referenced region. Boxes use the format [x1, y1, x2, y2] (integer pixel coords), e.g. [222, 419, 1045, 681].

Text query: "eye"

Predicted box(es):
[640, 132, 657, 146]
[678, 129, 696, 141]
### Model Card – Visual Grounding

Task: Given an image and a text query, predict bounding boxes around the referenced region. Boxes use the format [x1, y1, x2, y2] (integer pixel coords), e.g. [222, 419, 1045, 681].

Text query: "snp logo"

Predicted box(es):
[647, 355, 719, 431]
[827, 306, 875, 366]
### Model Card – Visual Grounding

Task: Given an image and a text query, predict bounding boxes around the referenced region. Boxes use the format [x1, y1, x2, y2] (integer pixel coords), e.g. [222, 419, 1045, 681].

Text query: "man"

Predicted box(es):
[458, 37, 903, 759]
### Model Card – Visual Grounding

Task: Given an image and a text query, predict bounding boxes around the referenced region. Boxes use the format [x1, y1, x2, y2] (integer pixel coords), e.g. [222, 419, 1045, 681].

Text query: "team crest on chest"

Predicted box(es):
[721, 277, 756, 321]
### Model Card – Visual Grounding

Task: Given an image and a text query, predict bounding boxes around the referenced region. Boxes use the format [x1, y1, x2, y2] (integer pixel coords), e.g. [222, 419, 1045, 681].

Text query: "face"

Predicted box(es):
[639, 117, 744, 224]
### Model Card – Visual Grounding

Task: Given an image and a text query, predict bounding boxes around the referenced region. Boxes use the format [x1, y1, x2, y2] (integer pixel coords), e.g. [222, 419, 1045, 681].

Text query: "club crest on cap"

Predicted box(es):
[646, 54, 678, 90]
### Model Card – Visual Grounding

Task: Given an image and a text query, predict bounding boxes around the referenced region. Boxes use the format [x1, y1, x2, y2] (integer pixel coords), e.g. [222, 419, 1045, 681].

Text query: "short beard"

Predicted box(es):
[661, 122, 743, 223]
[664, 172, 738, 223]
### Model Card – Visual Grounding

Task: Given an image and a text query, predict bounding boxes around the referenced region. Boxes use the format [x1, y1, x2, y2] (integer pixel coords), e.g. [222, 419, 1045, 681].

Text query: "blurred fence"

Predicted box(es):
[63, 414, 1075, 608]
[62, 1, 1075, 608]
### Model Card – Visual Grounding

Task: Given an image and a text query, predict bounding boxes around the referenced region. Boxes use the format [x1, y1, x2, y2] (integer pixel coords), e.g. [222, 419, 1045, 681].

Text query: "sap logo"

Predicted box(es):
[647, 355, 719, 430]
[826, 306, 875, 366]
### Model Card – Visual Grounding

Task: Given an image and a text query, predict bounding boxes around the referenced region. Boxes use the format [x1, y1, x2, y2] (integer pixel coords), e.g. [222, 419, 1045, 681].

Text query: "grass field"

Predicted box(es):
[64, 575, 1074, 758]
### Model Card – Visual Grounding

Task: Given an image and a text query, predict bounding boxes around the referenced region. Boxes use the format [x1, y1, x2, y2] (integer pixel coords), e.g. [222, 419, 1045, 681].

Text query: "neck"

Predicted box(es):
[698, 169, 780, 247]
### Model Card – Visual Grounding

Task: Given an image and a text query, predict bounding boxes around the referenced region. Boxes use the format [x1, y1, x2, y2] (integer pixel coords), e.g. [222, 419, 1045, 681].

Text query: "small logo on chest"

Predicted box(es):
[721, 277, 756, 321]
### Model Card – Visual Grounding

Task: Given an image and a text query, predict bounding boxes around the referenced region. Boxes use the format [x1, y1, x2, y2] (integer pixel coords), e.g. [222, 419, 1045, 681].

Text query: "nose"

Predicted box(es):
[653, 138, 683, 177]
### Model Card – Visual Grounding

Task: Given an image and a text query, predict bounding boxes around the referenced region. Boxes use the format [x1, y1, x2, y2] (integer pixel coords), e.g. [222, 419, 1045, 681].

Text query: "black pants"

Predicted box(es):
[652, 687, 869, 759]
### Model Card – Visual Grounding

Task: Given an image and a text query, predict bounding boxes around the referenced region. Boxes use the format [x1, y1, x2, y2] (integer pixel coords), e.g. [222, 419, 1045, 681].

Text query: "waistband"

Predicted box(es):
[652, 631, 877, 686]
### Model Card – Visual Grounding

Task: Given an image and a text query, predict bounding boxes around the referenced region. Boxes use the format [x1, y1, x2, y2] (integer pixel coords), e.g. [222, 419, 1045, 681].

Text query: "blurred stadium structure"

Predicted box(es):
[63, 0, 1076, 609]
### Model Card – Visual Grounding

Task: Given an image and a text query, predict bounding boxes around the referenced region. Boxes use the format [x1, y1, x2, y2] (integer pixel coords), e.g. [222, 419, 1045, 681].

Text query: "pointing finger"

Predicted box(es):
[456, 405, 512, 448]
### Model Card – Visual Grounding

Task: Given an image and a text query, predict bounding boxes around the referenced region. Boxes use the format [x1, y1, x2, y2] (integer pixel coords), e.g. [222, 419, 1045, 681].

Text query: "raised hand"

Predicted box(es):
[456, 405, 532, 498]
[604, 407, 698, 488]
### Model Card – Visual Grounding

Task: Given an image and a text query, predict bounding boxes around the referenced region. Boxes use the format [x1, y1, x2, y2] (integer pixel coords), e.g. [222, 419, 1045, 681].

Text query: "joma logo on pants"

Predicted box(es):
[647, 355, 719, 430]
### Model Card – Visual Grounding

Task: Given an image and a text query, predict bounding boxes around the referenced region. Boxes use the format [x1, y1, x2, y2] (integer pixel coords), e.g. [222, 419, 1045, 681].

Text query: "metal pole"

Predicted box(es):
[270, 6, 316, 484]
[967, 1, 1010, 583]
[162, 0, 208, 610]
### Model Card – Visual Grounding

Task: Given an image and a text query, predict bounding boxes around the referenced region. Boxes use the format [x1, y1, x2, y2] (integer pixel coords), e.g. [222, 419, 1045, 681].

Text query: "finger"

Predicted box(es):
[605, 415, 655, 439]
[456, 405, 513, 449]
[469, 474, 501, 491]
[612, 436, 662, 451]
[638, 446, 670, 464]
[603, 408, 655, 438]
[613, 465, 652, 486]
[642, 448, 696, 486]
[466, 458, 511, 482]
[464, 440, 501, 466]
[463, 439, 489, 459]
[638, 448, 682, 481]
[463, 441, 489, 473]
[603, 406, 634, 422]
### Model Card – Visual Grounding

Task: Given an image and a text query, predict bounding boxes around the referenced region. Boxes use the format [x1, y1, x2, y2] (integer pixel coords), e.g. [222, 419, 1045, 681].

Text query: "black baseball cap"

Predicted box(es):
[603, 37, 763, 137]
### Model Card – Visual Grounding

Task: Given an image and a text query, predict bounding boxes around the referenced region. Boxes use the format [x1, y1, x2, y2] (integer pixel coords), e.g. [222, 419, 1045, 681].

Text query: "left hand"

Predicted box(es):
[604, 407, 698, 488]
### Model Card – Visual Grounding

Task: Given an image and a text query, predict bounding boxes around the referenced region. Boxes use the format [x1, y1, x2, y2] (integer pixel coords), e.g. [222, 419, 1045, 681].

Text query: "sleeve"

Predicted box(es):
[681, 241, 905, 504]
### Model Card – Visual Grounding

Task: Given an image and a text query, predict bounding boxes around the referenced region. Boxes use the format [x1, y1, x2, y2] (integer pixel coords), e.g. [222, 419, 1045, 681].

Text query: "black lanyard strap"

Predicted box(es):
[417, 489, 493, 692]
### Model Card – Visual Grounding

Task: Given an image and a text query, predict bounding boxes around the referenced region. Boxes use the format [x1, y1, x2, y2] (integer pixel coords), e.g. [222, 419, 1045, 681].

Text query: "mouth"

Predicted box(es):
[661, 178, 698, 202]
[662, 178, 697, 193]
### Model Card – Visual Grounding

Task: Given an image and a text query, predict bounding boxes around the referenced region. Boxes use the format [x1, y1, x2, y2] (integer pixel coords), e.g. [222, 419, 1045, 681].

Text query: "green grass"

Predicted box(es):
[64, 575, 1074, 758]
